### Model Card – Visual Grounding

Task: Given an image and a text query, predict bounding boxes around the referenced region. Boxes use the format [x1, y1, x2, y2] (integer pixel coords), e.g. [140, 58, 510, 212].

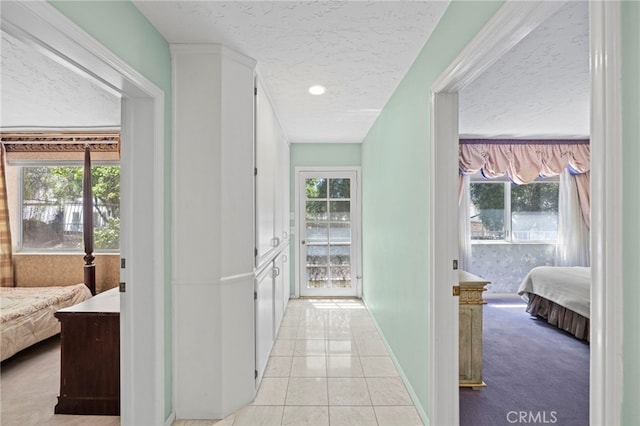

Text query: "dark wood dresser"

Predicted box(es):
[54, 287, 120, 415]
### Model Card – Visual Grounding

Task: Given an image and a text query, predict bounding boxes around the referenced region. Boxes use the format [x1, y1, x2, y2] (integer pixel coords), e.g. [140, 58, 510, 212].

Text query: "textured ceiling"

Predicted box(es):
[0, 1, 589, 142]
[0, 31, 121, 130]
[459, 1, 589, 139]
[133, 1, 450, 143]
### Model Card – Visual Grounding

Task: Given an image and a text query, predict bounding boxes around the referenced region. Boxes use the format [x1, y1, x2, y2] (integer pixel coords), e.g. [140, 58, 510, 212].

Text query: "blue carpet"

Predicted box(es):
[459, 294, 589, 426]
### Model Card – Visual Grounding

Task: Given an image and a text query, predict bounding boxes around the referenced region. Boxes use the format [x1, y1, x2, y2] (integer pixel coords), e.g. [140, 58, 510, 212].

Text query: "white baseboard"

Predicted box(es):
[362, 298, 430, 426]
[164, 411, 176, 426]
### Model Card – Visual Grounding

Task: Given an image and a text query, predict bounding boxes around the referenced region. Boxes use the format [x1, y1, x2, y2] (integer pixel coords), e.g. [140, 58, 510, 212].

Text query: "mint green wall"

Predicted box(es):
[49, 1, 173, 419]
[288, 143, 362, 293]
[289, 142, 362, 164]
[360, 1, 502, 421]
[622, 1, 640, 423]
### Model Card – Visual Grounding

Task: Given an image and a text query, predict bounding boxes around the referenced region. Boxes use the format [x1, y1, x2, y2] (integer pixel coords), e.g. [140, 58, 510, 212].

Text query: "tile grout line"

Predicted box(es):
[267, 299, 421, 425]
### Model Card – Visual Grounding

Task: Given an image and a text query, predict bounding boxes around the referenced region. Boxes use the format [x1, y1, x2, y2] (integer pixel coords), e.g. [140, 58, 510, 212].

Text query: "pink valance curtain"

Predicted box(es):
[459, 139, 590, 184]
[459, 139, 591, 231]
[0, 144, 14, 286]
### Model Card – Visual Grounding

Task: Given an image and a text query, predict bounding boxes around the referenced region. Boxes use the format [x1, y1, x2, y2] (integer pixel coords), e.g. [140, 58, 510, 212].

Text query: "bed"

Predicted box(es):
[517, 266, 590, 341]
[0, 142, 99, 361]
[0, 284, 92, 361]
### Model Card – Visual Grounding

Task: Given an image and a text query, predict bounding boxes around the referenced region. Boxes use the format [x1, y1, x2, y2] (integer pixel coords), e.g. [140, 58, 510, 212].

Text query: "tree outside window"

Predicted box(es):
[470, 179, 558, 242]
[22, 165, 120, 250]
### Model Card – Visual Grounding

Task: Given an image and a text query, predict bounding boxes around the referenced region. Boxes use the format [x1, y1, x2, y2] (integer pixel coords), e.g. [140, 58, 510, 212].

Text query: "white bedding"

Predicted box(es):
[517, 266, 590, 319]
[1, 284, 92, 361]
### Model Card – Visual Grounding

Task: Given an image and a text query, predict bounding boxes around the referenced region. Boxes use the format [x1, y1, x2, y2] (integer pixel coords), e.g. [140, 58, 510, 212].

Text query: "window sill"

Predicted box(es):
[14, 251, 120, 256]
[471, 241, 557, 245]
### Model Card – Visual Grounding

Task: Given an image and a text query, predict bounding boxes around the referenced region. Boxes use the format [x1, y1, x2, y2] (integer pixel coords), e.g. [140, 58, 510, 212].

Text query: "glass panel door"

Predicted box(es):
[299, 172, 358, 297]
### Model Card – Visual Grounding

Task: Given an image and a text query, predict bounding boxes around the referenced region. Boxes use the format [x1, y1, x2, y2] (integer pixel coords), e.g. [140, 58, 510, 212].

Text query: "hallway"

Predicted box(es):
[175, 298, 423, 425]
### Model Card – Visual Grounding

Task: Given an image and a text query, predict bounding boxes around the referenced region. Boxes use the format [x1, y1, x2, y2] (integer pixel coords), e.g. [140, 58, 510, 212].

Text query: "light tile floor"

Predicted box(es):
[173, 298, 423, 426]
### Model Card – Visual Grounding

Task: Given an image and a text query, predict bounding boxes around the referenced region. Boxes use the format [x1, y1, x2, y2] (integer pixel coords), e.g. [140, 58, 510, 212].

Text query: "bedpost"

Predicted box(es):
[83, 144, 96, 295]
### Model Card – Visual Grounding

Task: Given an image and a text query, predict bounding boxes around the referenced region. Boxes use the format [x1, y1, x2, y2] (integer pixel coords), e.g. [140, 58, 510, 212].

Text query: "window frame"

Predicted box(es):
[15, 159, 121, 253]
[469, 173, 559, 244]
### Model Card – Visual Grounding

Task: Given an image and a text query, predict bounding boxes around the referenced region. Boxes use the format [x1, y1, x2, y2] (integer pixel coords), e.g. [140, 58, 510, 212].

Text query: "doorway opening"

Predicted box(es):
[2, 2, 167, 423]
[429, 1, 623, 425]
[457, 1, 591, 423]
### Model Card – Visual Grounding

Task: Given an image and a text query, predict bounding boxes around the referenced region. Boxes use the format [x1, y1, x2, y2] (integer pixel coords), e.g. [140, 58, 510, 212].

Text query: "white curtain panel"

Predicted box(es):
[458, 174, 472, 271]
[555, 169, 590, 266]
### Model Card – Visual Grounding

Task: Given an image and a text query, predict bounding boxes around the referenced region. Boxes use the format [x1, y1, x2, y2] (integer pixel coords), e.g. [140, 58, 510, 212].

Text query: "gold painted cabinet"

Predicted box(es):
[458, 271, 490, 389]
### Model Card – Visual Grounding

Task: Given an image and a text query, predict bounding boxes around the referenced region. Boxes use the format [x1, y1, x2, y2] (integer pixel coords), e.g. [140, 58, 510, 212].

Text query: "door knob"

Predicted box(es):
[301, 240, 306, 245]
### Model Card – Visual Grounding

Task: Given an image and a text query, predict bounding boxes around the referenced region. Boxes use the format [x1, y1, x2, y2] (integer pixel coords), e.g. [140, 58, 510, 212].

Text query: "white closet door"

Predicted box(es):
[255, 81, 276, 267]
[255, 262, 274, 386]
[273, 255, 284, 332]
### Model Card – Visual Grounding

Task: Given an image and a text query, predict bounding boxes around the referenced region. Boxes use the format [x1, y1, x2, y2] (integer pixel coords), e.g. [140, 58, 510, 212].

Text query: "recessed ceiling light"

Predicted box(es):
[308, 85, 326, 95]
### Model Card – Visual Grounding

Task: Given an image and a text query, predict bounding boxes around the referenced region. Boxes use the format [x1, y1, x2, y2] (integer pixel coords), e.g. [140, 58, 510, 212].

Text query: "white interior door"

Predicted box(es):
[298, 170, 360, 297]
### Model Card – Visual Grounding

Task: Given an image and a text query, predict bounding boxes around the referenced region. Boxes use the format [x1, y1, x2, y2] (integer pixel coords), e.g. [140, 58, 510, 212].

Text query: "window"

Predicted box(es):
[21, 164, 120, 251]
[470, 176, 559, 242]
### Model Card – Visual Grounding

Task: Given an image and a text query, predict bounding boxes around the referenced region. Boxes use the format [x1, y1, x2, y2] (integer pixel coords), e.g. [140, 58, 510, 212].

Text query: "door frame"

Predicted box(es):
[294, 166, 362, 298]
[429, 1, 622, 425]
[1, 3, 168, 424]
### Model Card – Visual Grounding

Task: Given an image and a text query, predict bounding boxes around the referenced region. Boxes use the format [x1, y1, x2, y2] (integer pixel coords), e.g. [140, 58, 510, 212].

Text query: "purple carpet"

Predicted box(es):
[459, 294, 589, 426]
